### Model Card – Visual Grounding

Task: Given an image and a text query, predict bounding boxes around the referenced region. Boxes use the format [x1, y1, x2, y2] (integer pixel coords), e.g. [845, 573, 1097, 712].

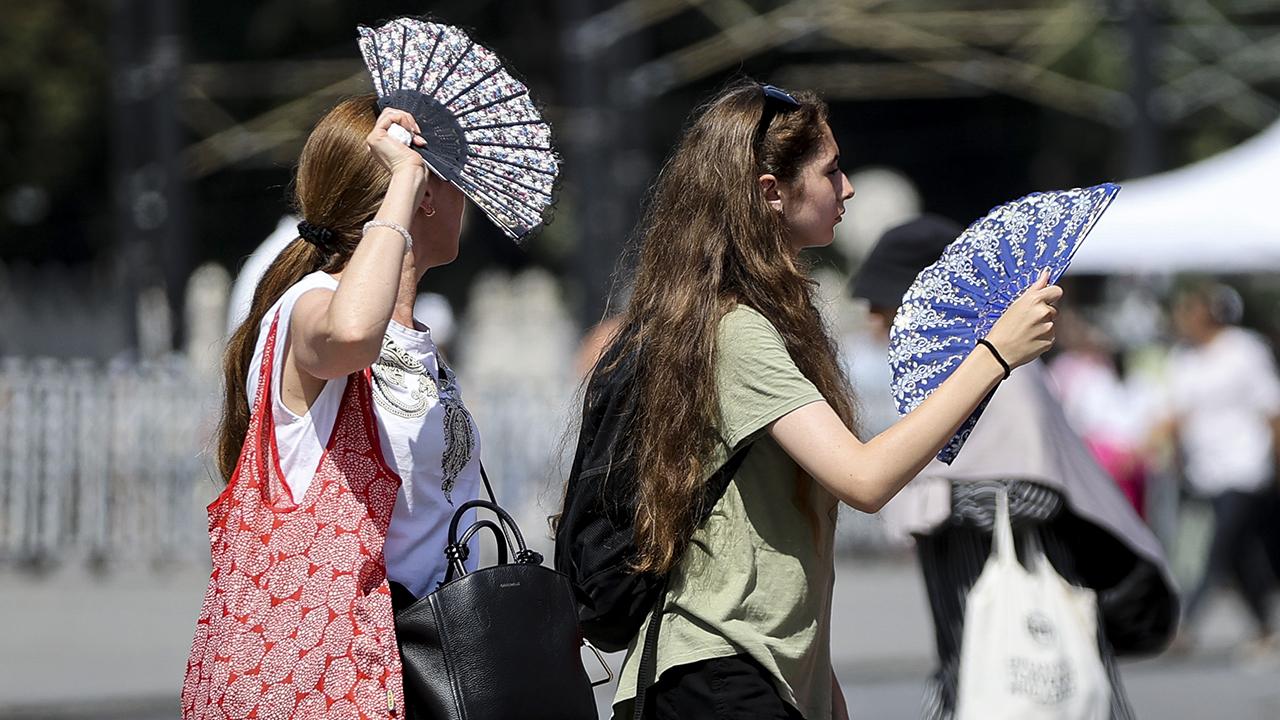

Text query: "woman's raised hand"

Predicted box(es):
[982, 269, 1062, 369]
[367, 107, 428, 178]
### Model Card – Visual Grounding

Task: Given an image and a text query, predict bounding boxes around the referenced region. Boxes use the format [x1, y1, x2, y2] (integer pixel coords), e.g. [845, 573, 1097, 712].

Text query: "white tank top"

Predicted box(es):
[246, 272, 482, 597]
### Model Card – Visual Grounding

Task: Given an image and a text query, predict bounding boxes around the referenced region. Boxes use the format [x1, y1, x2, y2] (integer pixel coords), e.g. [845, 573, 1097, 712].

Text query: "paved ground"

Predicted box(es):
[1, 557, 1275, 719]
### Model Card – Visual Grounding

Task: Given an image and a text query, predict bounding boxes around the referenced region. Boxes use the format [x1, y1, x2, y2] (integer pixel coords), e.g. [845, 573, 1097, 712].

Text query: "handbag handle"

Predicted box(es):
[445, 519, 510, 579]
[443, 499, 544, 583]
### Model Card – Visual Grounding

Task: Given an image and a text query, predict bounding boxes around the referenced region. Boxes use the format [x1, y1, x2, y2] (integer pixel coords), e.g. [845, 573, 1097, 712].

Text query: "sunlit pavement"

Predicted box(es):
[2, 560, 1276, 719]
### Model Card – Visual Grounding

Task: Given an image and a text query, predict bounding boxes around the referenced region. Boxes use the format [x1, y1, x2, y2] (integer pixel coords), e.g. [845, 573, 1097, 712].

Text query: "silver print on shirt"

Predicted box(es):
[370, 335, 476, 503]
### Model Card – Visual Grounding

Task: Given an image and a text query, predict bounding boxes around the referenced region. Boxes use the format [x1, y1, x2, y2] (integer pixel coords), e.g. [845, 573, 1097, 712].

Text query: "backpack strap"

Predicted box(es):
[632, 577, 667, 720]
[630, 442, 754, 720]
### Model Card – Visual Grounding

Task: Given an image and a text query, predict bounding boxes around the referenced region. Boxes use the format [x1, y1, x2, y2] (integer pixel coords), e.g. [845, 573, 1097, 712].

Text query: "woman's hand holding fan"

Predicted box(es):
[982, 269, 1063, 370]
[367, 108, 428, 177]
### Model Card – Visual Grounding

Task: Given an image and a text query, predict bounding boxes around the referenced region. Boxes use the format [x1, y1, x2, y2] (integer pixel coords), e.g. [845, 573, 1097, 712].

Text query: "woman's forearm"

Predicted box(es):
[856, 348, 1005, 501]
[771, 347, 1005, 511]
[325, 167, 425, 343]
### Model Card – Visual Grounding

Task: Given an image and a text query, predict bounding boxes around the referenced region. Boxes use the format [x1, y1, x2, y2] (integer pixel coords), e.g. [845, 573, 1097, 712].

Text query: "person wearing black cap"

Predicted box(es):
[851, 214, 964, 333]
[845, 215, 965, 438]
[850, 216, 1177, 720]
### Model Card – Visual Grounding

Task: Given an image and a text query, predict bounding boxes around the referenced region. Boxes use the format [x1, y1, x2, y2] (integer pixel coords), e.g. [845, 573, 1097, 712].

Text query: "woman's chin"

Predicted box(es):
[804, 234, 836, 251]
[426, 246, 461, 269]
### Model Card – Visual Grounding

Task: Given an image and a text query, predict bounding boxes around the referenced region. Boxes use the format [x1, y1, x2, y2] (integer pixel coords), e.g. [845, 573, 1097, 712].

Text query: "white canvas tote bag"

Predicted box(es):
[955, 490, 1110, 720]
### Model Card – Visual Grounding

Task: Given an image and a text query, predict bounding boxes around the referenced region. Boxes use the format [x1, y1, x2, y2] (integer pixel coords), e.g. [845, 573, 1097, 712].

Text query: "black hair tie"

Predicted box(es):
[297, 220, 336, 251]
[977, 338, 1011, 380]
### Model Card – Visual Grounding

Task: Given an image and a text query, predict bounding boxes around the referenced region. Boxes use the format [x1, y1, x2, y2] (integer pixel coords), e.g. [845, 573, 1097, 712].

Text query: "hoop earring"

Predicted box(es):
[424, 205, 437, 217]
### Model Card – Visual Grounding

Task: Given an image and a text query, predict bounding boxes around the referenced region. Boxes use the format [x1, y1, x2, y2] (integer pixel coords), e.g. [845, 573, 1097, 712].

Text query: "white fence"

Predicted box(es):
[0, 356, 590, 567]
[0, 355, 900, 568]
[0, 356, 214, 566]
[0, 263, 902, 568]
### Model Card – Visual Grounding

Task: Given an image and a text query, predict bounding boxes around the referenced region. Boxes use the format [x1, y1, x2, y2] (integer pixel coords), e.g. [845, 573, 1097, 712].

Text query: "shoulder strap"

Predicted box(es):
[245, 311, 288, 500]
[250, 311, 283, 421]
[478, 462, 498, 505]
[632, 579, 668, 720]
[630, 441, 752, 720]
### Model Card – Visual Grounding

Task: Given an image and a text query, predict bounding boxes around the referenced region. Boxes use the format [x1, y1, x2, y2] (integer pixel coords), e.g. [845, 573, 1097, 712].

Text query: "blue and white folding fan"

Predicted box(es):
[357, 17, 558, 242]
[888, 183, 1120, 463]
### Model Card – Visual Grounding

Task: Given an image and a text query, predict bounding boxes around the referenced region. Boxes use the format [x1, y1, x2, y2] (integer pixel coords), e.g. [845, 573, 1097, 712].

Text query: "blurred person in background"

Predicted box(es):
[1048, 310, 1150, 519]
[591, 81, 1062, 720]
[184, 96, 485, 718]
[853, 216, 1177, 720]
[226, 214, 299, 333]
[836, 217, 945, 439]
[1162, 282, 1280, 655]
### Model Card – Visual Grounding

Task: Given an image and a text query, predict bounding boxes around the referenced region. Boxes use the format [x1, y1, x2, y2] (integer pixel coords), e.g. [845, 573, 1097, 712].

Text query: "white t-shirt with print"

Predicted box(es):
[246, 272, 482, 597]
[1167, 326, 1280, 495]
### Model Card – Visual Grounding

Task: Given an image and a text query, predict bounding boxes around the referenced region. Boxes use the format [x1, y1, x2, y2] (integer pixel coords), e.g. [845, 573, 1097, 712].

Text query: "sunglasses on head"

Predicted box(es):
[756, 83, 802, 142]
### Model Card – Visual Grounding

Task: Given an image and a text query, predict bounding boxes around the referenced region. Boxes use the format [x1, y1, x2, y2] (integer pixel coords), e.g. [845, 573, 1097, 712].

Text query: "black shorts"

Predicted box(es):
[639, 654, 804, 720]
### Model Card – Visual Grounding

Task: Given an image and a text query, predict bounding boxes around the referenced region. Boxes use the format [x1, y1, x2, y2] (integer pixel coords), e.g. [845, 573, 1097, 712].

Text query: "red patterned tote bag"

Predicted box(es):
[183, 313, 406, 719]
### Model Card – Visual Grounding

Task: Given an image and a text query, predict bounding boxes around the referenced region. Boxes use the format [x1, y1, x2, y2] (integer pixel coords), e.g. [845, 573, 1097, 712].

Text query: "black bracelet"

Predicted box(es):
[977, 338, 1011, 380]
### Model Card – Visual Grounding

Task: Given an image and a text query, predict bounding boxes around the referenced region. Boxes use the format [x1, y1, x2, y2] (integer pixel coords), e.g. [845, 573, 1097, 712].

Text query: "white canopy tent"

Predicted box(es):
[1069, 120, 1280, 274]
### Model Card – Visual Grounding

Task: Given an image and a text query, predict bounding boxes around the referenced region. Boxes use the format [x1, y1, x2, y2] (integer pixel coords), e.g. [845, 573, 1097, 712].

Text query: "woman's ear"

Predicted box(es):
[758, 173, 784, 215]
[419, 170, 442, 214]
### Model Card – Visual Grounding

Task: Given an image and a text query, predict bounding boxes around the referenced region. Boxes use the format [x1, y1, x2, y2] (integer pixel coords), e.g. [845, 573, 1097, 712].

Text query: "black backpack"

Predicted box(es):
[553, 332, 749, 714]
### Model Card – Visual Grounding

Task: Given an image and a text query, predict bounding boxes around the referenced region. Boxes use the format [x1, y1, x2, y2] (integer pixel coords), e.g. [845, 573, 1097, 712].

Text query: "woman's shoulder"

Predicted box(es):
[249, 272, 339, 350]
[261, 272, 339, 325]
[718, 304, 783, 345]
[286, 271, 339, 301]
[715, 304, 801, 378]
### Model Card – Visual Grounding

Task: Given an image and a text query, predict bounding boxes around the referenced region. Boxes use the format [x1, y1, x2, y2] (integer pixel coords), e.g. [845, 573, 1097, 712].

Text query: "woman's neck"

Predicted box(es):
[329, 253, 423, 330]
[390, 254, 423, 328]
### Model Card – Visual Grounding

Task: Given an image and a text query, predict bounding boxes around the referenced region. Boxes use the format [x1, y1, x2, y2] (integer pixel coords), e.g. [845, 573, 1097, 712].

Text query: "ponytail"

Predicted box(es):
[213, 94, 389, 481]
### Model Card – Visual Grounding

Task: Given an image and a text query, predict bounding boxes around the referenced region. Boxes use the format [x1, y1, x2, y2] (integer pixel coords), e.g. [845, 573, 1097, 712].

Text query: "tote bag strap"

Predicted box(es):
[1023, 525, 1065, 581]
[479, 462, 498, 505]
[250, 311, 282, 419]
[249, 311, 290, 502]
[991, 488, 1017, 568]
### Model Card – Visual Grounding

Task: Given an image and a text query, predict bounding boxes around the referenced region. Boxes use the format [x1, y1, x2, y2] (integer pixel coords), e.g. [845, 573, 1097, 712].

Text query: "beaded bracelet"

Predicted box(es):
[362, 220, 413, 253]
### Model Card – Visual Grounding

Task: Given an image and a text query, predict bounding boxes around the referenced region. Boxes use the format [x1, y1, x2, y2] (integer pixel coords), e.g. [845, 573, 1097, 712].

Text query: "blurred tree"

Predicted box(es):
[4, 0, 1280, 334]
[0, 1, 110, 262]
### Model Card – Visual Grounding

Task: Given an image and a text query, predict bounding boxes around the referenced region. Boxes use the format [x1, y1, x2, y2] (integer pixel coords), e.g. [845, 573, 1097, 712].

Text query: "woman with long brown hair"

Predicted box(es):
[598, 81, 1062, 719]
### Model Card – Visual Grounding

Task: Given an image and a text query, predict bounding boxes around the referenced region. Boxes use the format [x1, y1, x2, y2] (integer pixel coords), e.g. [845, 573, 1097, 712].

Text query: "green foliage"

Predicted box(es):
[0, 1, 108, 190]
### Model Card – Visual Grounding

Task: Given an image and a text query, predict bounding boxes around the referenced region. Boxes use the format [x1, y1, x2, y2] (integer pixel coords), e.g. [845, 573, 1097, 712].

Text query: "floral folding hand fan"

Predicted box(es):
[358, 17, 559, 242]
[888, 183, 1120, 463]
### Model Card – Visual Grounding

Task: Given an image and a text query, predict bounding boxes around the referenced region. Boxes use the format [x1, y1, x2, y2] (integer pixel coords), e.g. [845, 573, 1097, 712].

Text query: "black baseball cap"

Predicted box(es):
[850, 213, 963, 310]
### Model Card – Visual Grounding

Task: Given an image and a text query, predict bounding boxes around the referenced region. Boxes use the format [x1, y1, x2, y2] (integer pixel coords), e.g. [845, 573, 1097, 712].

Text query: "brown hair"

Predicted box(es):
[609, 81, 857, 574]
[214, 94, 390, 481]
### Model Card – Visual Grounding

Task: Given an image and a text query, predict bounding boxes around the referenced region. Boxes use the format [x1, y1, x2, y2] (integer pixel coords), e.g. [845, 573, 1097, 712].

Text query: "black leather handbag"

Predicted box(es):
[394, 489, 610, 720]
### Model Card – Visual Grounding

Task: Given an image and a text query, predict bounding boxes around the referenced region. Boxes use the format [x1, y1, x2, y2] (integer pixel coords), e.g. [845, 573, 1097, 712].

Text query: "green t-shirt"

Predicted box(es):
[613, 305, 836, 720]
